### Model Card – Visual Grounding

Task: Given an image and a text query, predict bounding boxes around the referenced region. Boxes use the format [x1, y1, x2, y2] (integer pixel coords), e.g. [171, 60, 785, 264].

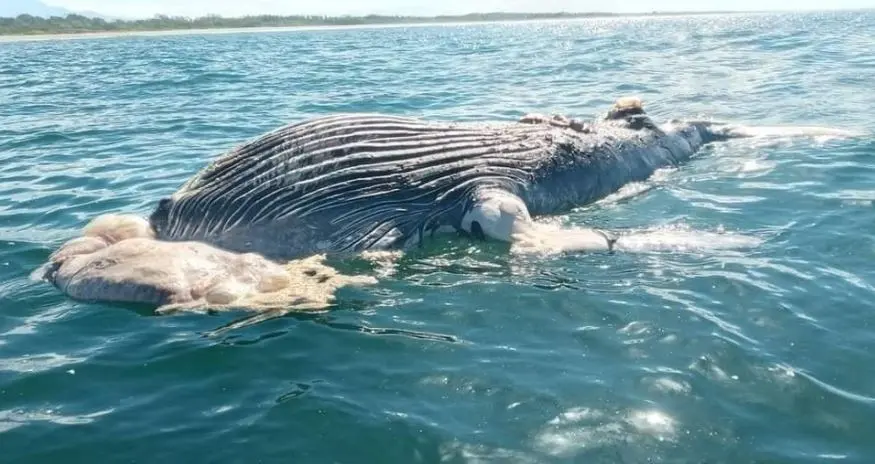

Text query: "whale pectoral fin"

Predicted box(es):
[462, 190, 615, 254]
[461, 190, 527, 243]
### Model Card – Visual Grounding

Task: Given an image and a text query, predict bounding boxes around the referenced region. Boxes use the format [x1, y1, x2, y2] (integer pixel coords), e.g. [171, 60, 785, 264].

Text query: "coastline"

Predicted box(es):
[0, 11, 764, 43]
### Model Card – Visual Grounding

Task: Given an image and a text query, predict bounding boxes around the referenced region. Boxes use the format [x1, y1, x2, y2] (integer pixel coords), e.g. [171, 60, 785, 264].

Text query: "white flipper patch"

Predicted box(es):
[461, 190, 614, 254]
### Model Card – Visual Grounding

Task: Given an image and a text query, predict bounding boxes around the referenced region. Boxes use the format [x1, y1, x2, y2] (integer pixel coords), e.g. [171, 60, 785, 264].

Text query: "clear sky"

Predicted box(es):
[45, 0, 874, 19]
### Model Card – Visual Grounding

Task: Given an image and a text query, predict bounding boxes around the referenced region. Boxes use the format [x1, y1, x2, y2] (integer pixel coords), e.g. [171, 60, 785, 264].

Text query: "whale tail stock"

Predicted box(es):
[604, 96, 863, 143]
[707, 122, 863, 141]
[680, 118, 863, 143]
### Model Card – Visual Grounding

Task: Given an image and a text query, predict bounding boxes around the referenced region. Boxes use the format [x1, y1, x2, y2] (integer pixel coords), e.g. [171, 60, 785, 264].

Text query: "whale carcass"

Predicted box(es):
[147, 97, 751, 260]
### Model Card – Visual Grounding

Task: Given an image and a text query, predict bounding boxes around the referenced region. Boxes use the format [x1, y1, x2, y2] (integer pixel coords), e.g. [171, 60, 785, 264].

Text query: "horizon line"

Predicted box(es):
[3, 7, 873, 21]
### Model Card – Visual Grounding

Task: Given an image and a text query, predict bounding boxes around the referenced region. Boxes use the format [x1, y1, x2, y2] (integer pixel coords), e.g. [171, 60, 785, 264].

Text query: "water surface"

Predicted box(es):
[1, 11, 874, 463]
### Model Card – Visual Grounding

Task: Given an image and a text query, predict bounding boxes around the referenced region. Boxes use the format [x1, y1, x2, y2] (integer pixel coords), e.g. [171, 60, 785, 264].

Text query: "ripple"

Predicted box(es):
[533, 406, 679, 458]
[642, 375, 693, 395]
[0, 407, 114, 434]
[796, 369, 875, 406]
[0, 353, 86, 374]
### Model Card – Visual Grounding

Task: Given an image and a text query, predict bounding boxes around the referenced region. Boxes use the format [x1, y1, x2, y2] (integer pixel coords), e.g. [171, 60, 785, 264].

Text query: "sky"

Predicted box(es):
[43, 0, 874, 19]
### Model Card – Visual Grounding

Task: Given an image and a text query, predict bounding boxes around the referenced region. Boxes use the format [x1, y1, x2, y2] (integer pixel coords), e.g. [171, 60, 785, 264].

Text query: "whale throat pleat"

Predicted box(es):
[163, 114, 551, 249]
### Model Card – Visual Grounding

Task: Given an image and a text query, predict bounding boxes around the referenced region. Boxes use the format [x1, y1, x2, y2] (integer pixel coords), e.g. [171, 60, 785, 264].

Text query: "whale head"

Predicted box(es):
[33, 214, 157, 285]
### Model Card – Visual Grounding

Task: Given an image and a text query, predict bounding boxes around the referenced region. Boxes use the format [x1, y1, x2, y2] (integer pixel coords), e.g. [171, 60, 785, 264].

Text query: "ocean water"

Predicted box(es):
[2, 10, 874, 463]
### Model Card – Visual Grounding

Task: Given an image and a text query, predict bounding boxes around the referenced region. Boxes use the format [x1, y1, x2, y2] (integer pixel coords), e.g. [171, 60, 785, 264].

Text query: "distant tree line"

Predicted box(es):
[0, 11, 737, 36]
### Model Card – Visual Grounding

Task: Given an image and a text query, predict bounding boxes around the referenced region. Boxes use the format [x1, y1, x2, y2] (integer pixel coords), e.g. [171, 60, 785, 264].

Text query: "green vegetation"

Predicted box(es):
[0, 11, 738, 36]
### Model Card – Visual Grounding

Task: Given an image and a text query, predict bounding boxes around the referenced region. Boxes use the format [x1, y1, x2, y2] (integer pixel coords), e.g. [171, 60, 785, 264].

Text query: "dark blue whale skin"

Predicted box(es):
[148, 98, 743, 260]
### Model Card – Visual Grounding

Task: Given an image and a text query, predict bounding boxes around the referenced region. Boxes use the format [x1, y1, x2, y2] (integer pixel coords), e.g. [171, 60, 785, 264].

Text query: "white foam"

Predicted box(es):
[358, 250, 405, 278]
[726, 124, 865, 141]
[614, 224, 763, 253]
[511, 220, 761, 256]
[29, 262, 52, 282]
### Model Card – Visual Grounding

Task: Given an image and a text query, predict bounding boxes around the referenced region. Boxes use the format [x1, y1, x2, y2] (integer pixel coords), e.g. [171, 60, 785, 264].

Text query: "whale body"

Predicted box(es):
[147, 97, 753, 259]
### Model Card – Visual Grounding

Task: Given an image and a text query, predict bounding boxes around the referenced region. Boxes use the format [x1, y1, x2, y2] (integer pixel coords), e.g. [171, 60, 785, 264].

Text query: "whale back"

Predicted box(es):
[150, 114, 560, 259]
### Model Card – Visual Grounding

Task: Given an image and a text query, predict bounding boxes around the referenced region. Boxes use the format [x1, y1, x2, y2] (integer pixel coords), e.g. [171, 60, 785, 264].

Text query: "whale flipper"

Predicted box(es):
[461, 189, 615, 254]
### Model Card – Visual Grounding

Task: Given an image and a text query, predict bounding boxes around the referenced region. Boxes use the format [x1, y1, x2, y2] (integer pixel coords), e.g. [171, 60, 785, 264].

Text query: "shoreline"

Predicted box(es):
[0, 10, 782, 43]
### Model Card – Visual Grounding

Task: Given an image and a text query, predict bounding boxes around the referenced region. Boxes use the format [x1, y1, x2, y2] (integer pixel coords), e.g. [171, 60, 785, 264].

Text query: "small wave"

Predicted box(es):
[1, 305, 73, 337]
[718, 157, 779, 176]
[0, 407, 114, 434]
[439, 440, 541, 463]
[596, 181, 656, 206]
[809, 189, 875, 206]
[0, 352, 86, 374]
[795, 369, 875, 405]
[533, 406, 678, 458]
[595, 168, 676, 206]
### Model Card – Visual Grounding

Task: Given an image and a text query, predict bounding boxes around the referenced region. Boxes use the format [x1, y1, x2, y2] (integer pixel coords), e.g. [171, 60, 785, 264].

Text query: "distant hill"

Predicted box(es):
[0, 0, 106, 19]
[0, 11, 750, 37]
[0, 0, 69, 17]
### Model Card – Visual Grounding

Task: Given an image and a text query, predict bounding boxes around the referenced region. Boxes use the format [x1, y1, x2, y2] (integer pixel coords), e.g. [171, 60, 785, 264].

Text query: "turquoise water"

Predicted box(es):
[2, 10, 875, 462]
